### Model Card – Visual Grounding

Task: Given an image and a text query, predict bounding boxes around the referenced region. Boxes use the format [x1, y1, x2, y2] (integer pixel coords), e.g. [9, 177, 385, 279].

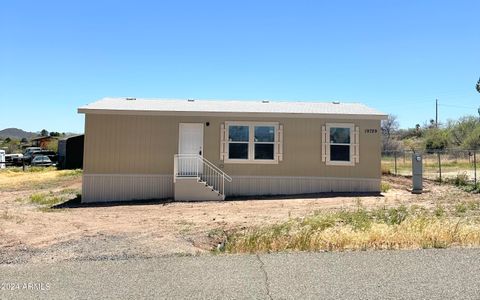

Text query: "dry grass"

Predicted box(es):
[224, 203, 480, 253]
[0, 168, 82, 191]
[381, 157, 477, 180]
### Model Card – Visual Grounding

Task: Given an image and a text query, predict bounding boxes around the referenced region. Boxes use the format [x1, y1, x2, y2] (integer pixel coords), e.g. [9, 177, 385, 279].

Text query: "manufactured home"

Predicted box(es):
[78, 98, 387, 203]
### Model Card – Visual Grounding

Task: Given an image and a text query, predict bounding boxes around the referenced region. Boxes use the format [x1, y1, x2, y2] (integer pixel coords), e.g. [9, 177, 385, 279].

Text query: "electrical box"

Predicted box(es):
[412, 153, 422, 194]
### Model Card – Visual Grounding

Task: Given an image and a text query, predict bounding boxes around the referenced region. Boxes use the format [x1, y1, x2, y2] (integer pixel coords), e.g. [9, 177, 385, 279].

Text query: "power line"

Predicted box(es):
[438, 103, 477, 110]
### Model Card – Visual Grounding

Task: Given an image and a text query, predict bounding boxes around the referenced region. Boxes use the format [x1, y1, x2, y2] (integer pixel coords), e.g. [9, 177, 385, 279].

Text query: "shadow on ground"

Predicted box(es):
[52, 196, 174, 209]
[53, 191, 383, 209]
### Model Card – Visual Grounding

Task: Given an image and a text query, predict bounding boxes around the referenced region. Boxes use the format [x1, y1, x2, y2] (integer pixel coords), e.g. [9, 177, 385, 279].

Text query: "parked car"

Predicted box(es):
[23, 147, 42, 163]
[23, 147, 42, 156]
[5, 153, 24, 166]
[31, 155, 54, 167]
[31, 150, 57, 163]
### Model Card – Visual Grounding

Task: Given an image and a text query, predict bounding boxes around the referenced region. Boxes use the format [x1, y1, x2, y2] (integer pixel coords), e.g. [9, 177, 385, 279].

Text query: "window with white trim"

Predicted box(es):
[322, 123, 359, 166]
[221, 122, 282, 164]
[228, 125, 249, 159]
[254, 126, 275, 160]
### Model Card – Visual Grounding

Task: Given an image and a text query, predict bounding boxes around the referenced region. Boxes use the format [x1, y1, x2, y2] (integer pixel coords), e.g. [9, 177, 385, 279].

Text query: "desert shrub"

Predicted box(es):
[29, 192, 64, 207]
[455, 203, 468, 215]
[381, 182, 391, 193]
[433, 205, 446, 217]
[453, 172, 469, 186]
[381, 165, 392, 175]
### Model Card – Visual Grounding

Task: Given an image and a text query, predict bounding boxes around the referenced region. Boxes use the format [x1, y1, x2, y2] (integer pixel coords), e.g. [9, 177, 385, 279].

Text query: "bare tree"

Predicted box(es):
[381, 114, 400, 151]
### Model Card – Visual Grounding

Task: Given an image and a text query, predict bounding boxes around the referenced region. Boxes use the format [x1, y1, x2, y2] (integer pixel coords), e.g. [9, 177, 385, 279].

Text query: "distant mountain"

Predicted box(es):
[0, 128, 37, 140]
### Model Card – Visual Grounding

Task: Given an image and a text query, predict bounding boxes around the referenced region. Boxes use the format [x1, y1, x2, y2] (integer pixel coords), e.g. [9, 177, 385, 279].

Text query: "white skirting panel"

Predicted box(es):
[225, 176, 381, 197]
[82, 174, 173, 203]
[82, 174, 380, 203]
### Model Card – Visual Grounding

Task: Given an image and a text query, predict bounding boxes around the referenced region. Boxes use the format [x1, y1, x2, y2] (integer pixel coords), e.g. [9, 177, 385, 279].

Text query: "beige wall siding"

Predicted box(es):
[84, 114, 381, 179]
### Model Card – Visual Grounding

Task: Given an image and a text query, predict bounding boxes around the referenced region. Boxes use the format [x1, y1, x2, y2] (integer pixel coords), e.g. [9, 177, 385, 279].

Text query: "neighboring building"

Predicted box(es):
[78, 97, 387, 203]
[30, 136, 56, 148]
[58, 134, 84, 169]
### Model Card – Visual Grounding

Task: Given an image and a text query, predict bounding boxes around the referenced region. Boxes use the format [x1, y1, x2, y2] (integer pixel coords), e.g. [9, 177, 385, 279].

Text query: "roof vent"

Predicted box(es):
[187, 99, 195, 102]
[262, 100, 270, 103]
[332, 101, 340, 104]
[126, 97, 136, 101]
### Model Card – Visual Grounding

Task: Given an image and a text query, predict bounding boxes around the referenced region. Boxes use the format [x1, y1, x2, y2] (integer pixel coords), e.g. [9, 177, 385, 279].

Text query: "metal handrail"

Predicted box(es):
[174, 154, 232, 196]
[175, 154, 232, 182]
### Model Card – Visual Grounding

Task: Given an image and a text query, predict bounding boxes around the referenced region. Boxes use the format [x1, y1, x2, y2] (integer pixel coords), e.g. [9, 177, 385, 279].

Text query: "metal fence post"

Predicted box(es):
[474, 151, 477, 186]
[394, 152, 398, 176]
[437, 151, 442, 184]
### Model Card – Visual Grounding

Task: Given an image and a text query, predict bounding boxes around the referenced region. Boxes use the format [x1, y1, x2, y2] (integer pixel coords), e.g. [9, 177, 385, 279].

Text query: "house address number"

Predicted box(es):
[364, 129, 378, 134]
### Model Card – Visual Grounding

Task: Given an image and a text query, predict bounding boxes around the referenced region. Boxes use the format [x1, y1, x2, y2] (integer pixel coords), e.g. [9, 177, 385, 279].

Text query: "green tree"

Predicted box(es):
[447, 116, 480, 148]
[463, 126, 480, 150]
[424, 128, 449, 152]
[40, 129, 49, 136]
[44, 140, 58, 152]
[5, 139, 20, 154]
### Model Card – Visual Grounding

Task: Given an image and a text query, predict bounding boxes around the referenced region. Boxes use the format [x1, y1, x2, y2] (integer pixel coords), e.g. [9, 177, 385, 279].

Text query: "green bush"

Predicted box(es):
[453, 172, 469, 186]
[433, 205, 446, 217]
[424, 128, 449, 152]
[455, 203, 468, 215]
[29, 192, 64, 207]
[373, 205, 409, 225]
[381, 182, 391, 192]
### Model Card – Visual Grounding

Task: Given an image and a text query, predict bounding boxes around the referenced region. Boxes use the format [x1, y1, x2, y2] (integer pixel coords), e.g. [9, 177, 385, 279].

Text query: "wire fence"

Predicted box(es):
[382, 149, 478, 185]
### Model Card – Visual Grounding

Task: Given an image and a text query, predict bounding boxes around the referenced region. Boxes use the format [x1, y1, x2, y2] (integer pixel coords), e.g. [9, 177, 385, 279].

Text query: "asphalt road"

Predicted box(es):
[1, 248, 480, 299]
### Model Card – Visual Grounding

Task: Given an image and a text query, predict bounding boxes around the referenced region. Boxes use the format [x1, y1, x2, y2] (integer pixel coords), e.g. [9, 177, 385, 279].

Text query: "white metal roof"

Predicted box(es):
[78, 97, 387, 119]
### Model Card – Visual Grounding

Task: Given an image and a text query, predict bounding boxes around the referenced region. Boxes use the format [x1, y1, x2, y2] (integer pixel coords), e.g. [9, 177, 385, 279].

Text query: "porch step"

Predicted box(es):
[198, 180, 216, 191]
[174, 177, 224, 201]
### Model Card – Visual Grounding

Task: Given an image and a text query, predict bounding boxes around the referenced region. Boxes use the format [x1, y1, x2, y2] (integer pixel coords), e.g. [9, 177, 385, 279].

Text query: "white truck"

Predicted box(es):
[0, 150, 5, 169]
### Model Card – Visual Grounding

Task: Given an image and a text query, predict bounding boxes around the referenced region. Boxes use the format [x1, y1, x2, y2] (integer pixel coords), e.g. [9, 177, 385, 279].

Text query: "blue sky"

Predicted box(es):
[0, 0, 479, 133]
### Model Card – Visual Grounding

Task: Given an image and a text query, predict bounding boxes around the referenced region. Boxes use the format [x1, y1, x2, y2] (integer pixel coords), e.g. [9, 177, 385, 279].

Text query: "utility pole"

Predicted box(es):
[435, 99, 438, 128]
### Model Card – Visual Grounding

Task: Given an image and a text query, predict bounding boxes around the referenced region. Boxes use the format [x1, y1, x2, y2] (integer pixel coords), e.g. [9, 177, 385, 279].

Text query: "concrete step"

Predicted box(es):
[174, 178, 224, 201]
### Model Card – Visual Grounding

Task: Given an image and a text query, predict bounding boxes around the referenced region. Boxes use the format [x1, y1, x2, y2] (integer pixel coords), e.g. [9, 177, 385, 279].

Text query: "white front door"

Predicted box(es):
[178, 123, 204, 174]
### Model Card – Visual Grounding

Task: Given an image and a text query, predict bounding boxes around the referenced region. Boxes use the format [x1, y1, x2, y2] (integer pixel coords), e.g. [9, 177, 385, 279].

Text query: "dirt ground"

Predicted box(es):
[0, 172, 478, 264]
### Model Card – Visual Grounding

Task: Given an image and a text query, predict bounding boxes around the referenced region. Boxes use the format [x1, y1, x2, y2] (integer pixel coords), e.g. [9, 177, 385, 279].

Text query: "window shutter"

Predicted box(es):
[220, 123, 227, 160]
[277, 124, 283, 161]
[321, 125, 327, 162]
[353, 126, 360, 163]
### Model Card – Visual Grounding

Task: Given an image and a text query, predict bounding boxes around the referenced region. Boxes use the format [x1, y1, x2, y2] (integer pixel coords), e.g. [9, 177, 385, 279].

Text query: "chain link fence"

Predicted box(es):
[382, 149, 478, 185]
